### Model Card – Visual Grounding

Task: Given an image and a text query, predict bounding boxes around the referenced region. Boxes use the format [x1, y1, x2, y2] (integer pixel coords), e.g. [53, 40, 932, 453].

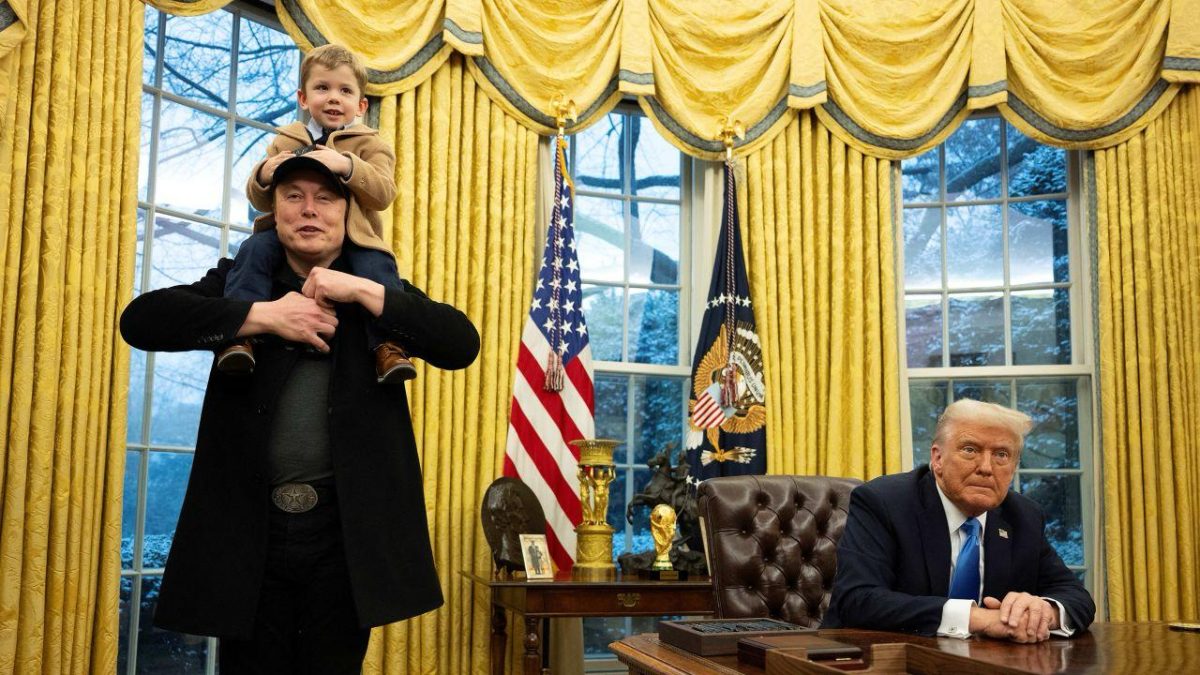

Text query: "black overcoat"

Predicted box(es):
[119, 257, 480, 638]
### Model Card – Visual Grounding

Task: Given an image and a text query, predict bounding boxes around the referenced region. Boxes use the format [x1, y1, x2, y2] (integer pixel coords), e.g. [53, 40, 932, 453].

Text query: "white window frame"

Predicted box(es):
[126, 3, 293, 673]
[895, 114, 1100, 603]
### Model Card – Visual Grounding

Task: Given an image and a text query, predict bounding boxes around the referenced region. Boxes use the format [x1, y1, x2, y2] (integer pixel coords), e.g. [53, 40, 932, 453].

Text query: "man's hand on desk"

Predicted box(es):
[969, 593, 1056, 643]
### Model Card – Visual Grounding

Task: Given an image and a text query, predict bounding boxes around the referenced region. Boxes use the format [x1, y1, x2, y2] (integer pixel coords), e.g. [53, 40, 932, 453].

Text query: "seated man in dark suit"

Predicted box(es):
[823, 399, 1094, 642]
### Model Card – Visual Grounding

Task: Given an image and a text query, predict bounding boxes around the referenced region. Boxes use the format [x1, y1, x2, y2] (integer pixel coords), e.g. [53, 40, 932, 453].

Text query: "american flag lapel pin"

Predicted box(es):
[998, 528, 1009, 539]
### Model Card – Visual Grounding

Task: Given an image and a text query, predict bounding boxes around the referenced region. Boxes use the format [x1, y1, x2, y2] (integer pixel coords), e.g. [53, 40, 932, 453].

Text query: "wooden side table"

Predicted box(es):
[463, 571, 715, 675]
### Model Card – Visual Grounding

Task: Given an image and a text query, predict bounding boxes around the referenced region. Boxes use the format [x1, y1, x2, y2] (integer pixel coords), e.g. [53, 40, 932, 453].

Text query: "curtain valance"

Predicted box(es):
[142, 0, 1200, 159]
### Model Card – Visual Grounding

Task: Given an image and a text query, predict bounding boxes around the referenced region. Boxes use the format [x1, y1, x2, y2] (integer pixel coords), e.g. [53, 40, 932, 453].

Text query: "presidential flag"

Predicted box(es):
[685, 161, 767, 480]
[503, 136, 594, 573]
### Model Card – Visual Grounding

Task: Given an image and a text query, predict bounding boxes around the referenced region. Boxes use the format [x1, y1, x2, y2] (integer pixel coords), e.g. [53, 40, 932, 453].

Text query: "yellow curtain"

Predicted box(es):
[0, 0, 138, 672]
[1092, 86, 1200, 621]
[262, 0, 1200, 160]
[359, 53, 537, 675]
[742, 112, 903, 480]
[140, 0, 232, 17]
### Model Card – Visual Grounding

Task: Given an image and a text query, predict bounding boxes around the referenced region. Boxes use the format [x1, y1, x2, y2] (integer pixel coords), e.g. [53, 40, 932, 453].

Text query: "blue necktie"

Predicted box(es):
[948, 517, 981, 602]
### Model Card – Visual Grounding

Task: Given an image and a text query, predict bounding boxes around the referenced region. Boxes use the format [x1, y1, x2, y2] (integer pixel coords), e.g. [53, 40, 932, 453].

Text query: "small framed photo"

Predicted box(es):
[519, 534, 553, 580]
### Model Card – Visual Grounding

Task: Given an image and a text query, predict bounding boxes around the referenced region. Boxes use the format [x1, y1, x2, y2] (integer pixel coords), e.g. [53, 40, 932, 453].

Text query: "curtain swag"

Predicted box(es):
[135, 0, 1200, 160]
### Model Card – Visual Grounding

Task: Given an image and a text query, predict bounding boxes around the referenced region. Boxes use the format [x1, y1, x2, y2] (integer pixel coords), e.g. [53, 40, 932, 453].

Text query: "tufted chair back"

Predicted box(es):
[697, 475, 860, 626]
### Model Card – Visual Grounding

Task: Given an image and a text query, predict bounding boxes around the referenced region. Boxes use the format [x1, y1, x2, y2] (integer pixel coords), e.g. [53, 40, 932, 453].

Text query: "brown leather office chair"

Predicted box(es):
[697, 475, 861, 626]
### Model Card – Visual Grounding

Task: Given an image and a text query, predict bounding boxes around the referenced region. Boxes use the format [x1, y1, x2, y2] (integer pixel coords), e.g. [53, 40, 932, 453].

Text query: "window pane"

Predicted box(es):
[236, 16, 300, 124]
[1017, 379, 1080, 470]
[143, 6, 159, 87]
[1007, 123, 1067, 197]
[606, 468, 627, 539]
[231, 124, 276, 228]
[629, 202, 679, 285]
[905, 294, 942, 367]
[631, 117, 680, 199]
[147, 216, 220, 292]
[632, 376, 685, 465]
[122, 451, 141, 569]
[903, 207, 941, 289]
[1010, 199, 1069, 284]
[575, 196, 624, 282]
[228, 228, 251, 259]
[952, 380, 1010, 405]
[628, 288, 678, 365]
[139, 94, 154, 203]
[945, 118, 1001, 201]
[118, 575, 134, 673]
[908, 380, 948, 466]
[155, 100, 227, 218]
[149, 351, 210, 447]
[127, 350, 146, 444]
[162, 11, 232, 109]
[134, 209, 148, 295]
[137, 576, 208, 673]
[142, 452, 192, 568]
[946, 204, 1003, 288]
[594, 374, 629, 446]
[573, 115, 622, 194]
[947, 292, 1004, 366]
[1011, 289, 1071, 365]
[583, 617, 627, 657]
[1019, 474, 1083, 566]
[902, 146, 940, 202]
[582, 284, 623, 361]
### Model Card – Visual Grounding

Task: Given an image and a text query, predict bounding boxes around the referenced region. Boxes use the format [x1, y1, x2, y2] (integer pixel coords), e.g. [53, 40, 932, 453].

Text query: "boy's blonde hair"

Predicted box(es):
[300, 44, 368, 96]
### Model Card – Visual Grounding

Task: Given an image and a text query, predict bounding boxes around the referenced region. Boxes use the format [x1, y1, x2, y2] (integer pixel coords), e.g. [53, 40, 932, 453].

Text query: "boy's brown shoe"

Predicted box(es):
[217, 341, 255, 374]
[375, 341, 417, 383]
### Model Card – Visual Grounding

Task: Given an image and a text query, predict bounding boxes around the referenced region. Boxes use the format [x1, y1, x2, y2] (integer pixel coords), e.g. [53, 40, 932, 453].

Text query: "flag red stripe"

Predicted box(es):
[516, 345, 585, 443]
[509, 403, 582, 523]
[545, 525, 572, 574]
[565, 356, 594, 410]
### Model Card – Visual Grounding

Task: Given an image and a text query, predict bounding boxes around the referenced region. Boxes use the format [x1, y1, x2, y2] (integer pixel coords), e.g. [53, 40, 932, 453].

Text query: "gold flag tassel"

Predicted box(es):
[716, 117, 744, 409]
[543, 95, 578, 393]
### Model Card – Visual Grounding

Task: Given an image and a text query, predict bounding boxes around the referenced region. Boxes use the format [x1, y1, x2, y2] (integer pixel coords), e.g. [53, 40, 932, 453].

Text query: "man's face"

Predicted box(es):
[298, 63, 368, 130]
[930, 420, 1020, 517]
[273, 171, 346, 268]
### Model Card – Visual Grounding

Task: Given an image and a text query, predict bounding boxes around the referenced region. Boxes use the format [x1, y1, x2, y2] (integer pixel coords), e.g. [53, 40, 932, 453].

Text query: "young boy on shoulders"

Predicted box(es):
[220, 43, 415, 383]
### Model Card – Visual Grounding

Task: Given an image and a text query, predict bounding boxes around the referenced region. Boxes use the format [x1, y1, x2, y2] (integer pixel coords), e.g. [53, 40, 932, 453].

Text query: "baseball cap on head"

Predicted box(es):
[270, 151, 348, 199]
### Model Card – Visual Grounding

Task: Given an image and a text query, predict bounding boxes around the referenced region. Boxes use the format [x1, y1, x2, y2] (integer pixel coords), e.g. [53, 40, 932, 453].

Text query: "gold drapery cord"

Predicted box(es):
[742, 112, 903, 479]
[359, 53, 537, 675]
[1092, 86, 1200, 622]
[0, 0, 138, 672]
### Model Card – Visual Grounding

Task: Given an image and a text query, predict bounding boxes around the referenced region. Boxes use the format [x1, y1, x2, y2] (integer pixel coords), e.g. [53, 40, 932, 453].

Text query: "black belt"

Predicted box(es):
[270, 480, 335, 513]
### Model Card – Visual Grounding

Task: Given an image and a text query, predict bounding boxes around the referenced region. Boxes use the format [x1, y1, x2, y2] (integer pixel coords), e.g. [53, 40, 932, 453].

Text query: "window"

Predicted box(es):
[567, 108, 698, 663]
[123, 4, 299, 672]
[899, 116, 1093, 586]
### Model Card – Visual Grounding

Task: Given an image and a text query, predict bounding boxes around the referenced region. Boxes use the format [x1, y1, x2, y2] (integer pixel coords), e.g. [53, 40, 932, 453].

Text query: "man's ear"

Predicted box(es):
[930, 445, 943, 473]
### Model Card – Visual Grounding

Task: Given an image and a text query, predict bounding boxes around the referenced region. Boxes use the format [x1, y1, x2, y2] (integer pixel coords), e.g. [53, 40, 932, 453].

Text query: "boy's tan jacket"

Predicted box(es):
[246, 121, 396, 255]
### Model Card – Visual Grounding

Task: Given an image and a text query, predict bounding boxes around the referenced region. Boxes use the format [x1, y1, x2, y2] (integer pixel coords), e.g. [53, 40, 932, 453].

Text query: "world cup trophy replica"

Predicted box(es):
[569, 438, 620, 580]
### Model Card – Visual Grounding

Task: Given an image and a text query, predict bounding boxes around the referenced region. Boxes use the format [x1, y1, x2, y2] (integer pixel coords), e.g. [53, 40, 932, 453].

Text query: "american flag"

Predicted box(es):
[503, 136, 594, 573]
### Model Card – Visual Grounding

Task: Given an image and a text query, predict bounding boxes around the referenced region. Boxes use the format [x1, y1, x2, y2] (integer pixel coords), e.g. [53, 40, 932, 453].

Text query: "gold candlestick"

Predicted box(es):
[569, 438, 620, 580]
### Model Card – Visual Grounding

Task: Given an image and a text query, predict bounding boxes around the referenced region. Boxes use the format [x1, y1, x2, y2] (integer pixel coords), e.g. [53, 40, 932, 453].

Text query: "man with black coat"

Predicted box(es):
[823, 399, 1094, 642]
[120, 154, 480, 673]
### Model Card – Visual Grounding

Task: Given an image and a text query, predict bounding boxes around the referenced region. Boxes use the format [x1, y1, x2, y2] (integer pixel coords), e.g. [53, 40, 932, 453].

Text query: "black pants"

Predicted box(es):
[219, 484, 369, 674]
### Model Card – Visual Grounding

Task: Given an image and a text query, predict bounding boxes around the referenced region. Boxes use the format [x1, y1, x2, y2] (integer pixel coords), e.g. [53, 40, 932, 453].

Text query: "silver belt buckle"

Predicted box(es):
[271, 483, 318, 513]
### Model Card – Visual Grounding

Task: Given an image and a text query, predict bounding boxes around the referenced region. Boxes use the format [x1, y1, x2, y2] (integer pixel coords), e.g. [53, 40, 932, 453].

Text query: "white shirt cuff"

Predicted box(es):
[1043, 597, 1074, 637]
[937, 599, 976, 638]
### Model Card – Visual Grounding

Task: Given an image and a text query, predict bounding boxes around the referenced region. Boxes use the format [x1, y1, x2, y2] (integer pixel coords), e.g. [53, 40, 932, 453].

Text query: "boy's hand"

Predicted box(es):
[308, 146, 354, 179]
[302, 267, 385, 317]
[257, 152, 291, 185]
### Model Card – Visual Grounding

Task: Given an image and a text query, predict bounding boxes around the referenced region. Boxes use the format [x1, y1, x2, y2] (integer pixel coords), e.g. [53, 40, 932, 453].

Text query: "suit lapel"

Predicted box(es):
[917, 473, 952, 596]
[982, 510, 1013, 602]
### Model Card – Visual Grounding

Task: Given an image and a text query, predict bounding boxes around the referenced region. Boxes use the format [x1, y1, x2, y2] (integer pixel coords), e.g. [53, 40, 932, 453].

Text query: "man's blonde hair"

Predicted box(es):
[300, 44, 368, 95]
[933, 399, 1033, 449]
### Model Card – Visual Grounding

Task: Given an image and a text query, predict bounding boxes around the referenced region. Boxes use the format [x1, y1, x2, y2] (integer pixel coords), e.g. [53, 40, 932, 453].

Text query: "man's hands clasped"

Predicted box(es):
[969, 592, 1058, 643]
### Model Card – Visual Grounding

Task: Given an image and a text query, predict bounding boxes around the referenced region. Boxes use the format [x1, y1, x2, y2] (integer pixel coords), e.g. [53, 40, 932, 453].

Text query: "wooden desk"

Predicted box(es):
[610, 623, 1200, 674]
[463, 571, 715, 675]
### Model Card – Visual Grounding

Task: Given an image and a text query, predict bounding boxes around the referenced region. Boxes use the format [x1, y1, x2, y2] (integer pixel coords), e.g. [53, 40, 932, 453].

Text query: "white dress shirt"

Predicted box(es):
[934, 482, 1074, 639]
